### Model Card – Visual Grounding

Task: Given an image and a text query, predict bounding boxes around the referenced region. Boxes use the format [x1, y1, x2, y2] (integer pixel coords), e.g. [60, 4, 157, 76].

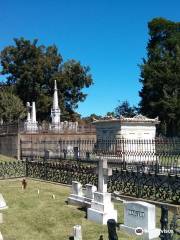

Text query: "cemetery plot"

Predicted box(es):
[0, 179, 140, 240]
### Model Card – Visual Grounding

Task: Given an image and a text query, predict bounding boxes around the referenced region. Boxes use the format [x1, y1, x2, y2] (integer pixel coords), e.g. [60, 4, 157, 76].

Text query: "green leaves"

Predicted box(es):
[0, 89, 26, 123]
[0, 38, 93, 121]
[115, 100, 137, 118]
[139, 18, 180, 136]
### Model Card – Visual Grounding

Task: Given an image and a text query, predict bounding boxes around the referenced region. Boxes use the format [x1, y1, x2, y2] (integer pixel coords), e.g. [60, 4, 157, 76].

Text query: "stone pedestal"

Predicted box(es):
[87, 192, 117, 225]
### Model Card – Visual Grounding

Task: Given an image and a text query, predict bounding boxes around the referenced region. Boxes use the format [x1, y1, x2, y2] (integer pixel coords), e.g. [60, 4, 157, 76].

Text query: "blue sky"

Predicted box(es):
[0, 0, 179, 117]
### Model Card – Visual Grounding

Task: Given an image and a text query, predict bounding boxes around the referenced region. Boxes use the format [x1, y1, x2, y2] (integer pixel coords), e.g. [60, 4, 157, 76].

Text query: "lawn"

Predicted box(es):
[0, 179, 164, 240]
[0, 154, 17, 163]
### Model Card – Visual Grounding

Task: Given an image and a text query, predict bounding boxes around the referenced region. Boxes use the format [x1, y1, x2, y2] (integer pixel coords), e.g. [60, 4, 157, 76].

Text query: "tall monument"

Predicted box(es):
[24, 101, 38, 132]
[51, 80, 61, 131]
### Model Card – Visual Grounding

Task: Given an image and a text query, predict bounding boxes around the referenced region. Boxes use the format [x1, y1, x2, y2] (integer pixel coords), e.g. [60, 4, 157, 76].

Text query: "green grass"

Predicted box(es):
[0, 154, 17, 163]
[0, 179, 172, 240]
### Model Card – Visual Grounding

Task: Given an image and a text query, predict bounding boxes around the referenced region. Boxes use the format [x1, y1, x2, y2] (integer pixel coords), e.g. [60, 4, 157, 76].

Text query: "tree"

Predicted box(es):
[81, 114, 103, 124]
[0, 38, 93, 121]
[115, 100, 137, 117]
[139, 18, 180, 136]
[106, 112, 116, 117]
[0, 88, 26, 123]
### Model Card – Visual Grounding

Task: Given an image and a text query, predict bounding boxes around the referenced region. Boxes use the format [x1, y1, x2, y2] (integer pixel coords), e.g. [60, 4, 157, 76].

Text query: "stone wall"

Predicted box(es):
[20, 132, 96, 159]
[0, 132, 96, 160]
[0, 133, 20, 159]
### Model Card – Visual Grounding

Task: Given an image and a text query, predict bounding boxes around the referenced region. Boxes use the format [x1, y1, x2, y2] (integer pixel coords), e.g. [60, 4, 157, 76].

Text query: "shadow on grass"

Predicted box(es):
[77, 206, 87, 218]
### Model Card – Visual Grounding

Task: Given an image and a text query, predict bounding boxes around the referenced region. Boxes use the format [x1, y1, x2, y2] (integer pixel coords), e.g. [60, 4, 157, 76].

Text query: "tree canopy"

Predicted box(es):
[139, 18, 180, 136]
[0, 38, 93, 122]
[115, 100, 137, 118]
[0, 88, 26, 123]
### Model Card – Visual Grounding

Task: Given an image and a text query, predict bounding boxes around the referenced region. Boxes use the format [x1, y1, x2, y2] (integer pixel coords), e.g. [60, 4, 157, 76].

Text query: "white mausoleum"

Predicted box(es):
[93, 115, 159, 140]
[93, 115, 160, 162]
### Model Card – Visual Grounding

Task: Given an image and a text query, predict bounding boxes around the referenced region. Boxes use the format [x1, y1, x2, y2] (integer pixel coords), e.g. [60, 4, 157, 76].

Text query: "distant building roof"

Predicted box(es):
[93, 114, 160, 124]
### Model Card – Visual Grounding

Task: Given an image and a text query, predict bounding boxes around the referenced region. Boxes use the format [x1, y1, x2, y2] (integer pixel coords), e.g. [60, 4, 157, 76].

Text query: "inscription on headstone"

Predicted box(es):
[121, 201, 160, 239]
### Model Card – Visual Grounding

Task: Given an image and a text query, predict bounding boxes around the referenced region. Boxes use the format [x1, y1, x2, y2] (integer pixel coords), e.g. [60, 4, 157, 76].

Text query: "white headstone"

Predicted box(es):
[68, 181, 85, 206]
[121, 201, 160, 239]
[87, 158, 117, 224]
[85, 184, 97, 199]
[73, 225, 82, 240]
[0, 194, 8, 239]
[72, 181, 83, 196]
[0, 194, 8, 210]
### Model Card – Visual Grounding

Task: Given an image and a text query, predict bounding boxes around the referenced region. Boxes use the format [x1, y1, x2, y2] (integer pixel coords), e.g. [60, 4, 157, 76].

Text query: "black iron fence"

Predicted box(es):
[20, 138, 180, 175]
[0, 158, 179, 204]
[0, 161, 25, 179]
[0, 137, 180, 204]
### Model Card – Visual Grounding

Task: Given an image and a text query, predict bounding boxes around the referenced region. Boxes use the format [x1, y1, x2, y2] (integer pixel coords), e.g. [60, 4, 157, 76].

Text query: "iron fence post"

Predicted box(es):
[155, 154, 159, 174]
[25, 157, 28, 177]
[137, 165, 141, 198]
[43, 153, 48, 180]
[159, 205, 172, 240]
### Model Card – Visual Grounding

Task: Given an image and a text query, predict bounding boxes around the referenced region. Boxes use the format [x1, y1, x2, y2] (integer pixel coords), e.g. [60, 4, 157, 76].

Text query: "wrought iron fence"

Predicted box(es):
[24, 159, 180, 204]
[0, 161, 25, 179]
[20, 138, 180, 175]
[0, 137, 180, 203]
[0, 158, 179, 204]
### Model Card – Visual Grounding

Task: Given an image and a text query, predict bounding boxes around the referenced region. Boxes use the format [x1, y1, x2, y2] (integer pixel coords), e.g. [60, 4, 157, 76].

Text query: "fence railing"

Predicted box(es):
[0, 159, 179, 204]
[20, 138, 180, 175]
[0, 122, 96, 134]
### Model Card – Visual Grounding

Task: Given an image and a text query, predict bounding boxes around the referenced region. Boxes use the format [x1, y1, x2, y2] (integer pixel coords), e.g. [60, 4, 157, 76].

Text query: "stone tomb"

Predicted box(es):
[87, 158, 117, 225]
[93, 115, 160, 162]
[68, 181, 97, 207]
[121, 201, 160, 240]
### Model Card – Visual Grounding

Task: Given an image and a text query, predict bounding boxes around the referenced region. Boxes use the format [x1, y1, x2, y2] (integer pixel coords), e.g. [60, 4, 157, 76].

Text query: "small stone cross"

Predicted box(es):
[96, 157, 112, 193]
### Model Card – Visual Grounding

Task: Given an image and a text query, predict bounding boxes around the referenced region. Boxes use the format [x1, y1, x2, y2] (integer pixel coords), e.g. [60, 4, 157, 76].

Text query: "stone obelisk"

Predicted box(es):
[51, 80, 61, 131]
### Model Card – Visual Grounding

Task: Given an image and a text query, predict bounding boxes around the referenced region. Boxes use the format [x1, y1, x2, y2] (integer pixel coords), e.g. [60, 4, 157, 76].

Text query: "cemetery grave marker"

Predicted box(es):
[120, 201, 160, 239]
[87, 157, 117, 224]
[0, 194, 8, 240]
